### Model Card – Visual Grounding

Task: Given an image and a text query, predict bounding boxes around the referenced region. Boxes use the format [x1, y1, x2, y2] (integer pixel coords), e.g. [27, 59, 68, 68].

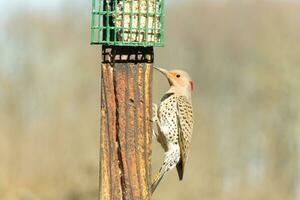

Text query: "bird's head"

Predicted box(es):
[154, 66, 194, 93]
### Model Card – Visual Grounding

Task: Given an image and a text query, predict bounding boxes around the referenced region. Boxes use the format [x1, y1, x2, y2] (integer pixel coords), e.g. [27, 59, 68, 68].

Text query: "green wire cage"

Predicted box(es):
[91, 0, 165, 47]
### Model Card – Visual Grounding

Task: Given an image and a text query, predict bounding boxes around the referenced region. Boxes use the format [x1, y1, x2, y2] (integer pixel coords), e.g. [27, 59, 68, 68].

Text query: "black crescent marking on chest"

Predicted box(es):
[160, 93, 175, 102]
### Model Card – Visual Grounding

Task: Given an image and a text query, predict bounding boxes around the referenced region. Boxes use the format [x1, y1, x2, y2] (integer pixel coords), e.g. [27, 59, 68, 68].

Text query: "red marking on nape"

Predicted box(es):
[189, 81, 194, 91]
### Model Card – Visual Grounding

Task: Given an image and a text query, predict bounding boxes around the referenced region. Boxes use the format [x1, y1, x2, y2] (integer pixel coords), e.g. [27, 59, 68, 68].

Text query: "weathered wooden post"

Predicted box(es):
[91, 0, 165, 199]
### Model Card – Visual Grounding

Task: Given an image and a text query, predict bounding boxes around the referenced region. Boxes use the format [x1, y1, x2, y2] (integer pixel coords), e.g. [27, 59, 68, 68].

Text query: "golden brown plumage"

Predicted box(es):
[176, 95, 193, 179]
[151, 67, 194, 194]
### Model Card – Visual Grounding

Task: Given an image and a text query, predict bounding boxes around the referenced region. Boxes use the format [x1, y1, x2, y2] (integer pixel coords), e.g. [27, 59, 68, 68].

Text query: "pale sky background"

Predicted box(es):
[0, 0, 299, 22]
[0, 0, 181, 13]
[0, 0, 183, 27]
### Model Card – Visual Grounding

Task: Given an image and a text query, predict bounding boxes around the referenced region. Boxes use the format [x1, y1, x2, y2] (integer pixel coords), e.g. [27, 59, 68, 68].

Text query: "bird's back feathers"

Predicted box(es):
[176, 96, 193, 180]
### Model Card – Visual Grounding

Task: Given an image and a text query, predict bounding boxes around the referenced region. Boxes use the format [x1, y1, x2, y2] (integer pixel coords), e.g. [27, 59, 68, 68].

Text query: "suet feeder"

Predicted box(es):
[91, 0, 165, 46]
[91, 1, 164, 199]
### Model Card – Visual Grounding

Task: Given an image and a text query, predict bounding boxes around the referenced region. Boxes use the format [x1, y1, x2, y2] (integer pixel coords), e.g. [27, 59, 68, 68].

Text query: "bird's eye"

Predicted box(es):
[176, 74, 180, 78]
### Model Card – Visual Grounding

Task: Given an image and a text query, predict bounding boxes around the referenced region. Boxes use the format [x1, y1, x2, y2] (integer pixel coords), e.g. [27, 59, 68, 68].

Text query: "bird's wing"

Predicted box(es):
[176, 96, 193, 180]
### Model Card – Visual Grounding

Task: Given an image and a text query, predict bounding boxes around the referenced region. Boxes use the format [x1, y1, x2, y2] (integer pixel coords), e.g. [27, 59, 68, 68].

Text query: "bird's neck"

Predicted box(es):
[167, 86, 192, 102]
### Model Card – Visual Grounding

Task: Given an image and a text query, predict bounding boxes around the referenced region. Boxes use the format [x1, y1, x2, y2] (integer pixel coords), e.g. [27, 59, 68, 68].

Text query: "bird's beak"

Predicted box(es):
[153, 66, 169, 77]
[153, 66, 173, 85]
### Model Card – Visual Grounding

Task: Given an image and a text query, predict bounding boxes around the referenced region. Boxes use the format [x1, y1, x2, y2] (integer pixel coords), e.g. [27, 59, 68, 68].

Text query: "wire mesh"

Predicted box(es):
[91, 0, 164, 47]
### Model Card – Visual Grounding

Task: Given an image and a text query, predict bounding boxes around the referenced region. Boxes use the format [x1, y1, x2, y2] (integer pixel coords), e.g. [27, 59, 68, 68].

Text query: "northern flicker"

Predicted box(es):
[151, 66, 194, 193]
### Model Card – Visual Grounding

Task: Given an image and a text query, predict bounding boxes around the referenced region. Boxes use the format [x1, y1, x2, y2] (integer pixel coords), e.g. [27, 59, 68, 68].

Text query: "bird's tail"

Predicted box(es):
[151, 169, 166, 194]
[151, 151, 179, 194]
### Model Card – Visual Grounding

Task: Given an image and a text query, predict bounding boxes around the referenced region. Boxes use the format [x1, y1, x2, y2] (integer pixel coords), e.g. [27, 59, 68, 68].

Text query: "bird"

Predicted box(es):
[151, 66, 194, 194]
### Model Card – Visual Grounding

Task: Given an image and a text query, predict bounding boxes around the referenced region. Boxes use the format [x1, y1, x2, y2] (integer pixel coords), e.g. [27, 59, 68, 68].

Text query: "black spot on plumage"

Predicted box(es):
[161, 93, 175, 102]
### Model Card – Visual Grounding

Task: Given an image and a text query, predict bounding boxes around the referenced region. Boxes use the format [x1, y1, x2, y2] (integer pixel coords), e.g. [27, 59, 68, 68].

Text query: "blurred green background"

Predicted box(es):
[0, 0, 300, 199]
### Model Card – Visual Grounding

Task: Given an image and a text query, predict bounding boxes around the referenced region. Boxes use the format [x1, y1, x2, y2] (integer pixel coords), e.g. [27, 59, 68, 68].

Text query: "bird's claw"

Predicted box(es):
[151, 103, 158, 122]
[152, 130, 158, 139]
[151, 103, 159, 138]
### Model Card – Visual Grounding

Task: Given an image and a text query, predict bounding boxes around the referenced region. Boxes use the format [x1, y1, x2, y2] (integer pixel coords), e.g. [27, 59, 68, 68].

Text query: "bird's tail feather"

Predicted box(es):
[151, 170, 166, 194]
[176, 160, 184, 180]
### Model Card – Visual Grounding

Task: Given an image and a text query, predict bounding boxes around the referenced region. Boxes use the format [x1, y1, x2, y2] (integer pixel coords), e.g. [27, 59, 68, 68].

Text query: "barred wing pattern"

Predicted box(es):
[176, 96, 193, 180]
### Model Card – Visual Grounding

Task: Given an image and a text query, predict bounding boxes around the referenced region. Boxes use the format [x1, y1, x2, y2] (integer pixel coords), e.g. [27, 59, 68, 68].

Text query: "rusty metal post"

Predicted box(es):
[99, 46, 153, 200]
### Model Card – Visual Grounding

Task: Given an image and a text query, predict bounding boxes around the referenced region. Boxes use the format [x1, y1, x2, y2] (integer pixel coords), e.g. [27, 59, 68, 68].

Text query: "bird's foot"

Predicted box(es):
[151, 103, 158, 123]
[152, 129, 158, 139]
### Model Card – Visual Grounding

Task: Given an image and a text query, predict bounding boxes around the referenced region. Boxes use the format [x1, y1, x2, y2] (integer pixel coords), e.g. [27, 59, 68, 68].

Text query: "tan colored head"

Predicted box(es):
[154, 66, 194, 98]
